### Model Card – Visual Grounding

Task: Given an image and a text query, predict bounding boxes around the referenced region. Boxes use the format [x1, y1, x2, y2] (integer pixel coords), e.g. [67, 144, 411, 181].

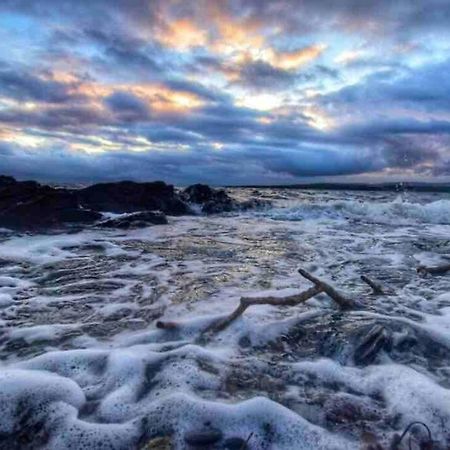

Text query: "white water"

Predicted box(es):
[0, 189, 449, 449]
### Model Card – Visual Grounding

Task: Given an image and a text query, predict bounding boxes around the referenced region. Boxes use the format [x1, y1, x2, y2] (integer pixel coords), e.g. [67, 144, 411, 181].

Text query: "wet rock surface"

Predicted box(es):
[78, 180, 190, 215]
[182, 184, 270, 214]
[0, 180, 102, 230]
[0, 177, 267, 230]
[97, 211, 168, 229]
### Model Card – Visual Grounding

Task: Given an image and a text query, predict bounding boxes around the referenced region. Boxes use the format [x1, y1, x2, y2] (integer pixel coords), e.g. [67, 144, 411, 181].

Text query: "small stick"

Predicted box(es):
[206, 285, 323, 333]
[417, 263, 450, 276]
[360, 275, 386, 295]
[298, 268, 356, 309]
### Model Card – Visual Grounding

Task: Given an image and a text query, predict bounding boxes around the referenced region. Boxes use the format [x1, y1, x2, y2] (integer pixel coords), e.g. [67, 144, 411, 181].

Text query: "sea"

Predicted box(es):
[0, 188, 449, 449]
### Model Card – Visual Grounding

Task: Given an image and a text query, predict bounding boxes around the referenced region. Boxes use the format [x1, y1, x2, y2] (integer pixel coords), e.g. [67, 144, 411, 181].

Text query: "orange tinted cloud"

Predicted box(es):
[155, 18, 208, 50]
[270, 44, 327, 70]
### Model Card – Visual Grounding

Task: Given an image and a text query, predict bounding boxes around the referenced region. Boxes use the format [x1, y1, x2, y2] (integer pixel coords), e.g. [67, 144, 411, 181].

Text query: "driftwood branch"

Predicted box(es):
[206, 285, 323, 333]
[360, 275, 386, 295]
[157, 269, 358, 334]
[298, 268, 355, 309]
[417, 263, 450, 276]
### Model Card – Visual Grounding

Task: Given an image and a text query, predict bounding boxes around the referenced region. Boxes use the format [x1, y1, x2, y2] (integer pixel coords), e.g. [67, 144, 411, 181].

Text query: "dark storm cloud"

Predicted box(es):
[380, 135, 441, 170]
[145, 127, 203, 144]
[163, 79, 230, 103]
[0, 105, 108, 130]
[230, 61, 299, 90]
[0, 65, 79, 103]
[229, 0, 450, 38]
[321, 59, 450, 113]
[105, 91, 151, 121]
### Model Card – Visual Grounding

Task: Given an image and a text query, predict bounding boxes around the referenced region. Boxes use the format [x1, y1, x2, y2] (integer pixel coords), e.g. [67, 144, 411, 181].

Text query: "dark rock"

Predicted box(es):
[0, 185, 101, 230]
[183, 184, 235, 214]
[182, 184, 217, 204]
[184, 429, 223, 447]
[0, 175, 16, 187]
[182, 184, 271, 214]
[354, 324, 391, 366]
[0, 176, 267, 230]
[324, 394, 382, 425]
[239, 198, 271, 211]
[223, 437, 248, 449]
[78, 180, 190, 215]
[0, 179, 42, 211]
[97, 211, 168, 229]
[140, 436, 172, 449]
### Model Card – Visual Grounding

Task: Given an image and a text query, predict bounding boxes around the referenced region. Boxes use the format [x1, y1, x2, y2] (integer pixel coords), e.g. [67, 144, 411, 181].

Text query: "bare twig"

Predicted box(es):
[298, 268, 355, 309]
[417, 263, 450, 276]
[360, 275, 386, 295]
[206, 285, 323, 333]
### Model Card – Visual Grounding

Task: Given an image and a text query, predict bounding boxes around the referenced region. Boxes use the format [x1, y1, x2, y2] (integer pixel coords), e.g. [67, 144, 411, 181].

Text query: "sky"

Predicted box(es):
[0, 0, 449, 185]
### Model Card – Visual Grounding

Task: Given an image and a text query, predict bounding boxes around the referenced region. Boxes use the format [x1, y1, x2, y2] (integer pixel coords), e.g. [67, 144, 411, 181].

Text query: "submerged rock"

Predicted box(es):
[97, 211, 168, 229]
[184, 428, 223, 447]
[354, 324, 391, 366]
[223, 437, 249, 449]
[141, 436, 172, 450]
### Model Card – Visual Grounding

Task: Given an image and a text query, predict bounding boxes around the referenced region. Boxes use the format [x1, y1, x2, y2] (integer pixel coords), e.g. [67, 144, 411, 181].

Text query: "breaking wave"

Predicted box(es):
[262, 197, 450, 225]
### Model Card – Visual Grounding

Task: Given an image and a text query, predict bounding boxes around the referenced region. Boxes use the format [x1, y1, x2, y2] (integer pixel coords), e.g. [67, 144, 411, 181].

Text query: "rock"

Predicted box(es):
[0, 175, 16, 187]
[184, 429, 223, 447]
[354, 324, 391, 365]
[141, 436, 172, 450]
[182, 184, 217, 204]
[223, 437, 248, 449]
[182, 184, 271, 214]
[183, 184, 235, 214]
[78, 180, 190, 215]
[97, 211, 168, 229]
[0, 176, 267, 230]
[239, 198, 271, 211]
[0, 184, 101, 230]
[182, 183, 270, 212]
[0, 179, 42, 211]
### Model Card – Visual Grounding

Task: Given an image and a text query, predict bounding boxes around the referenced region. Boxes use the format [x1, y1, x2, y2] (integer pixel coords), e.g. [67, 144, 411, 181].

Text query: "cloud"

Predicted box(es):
[104, 91, 151, 121]
[0, 0, 449, 183]
[320, 58, 450, 114]
[269, 44, 327, 70]
[0, 65, 81, 103]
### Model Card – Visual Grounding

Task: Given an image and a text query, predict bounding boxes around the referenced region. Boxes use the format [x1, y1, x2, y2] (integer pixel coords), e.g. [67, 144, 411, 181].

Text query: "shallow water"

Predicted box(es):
[0, 189, 450, 449]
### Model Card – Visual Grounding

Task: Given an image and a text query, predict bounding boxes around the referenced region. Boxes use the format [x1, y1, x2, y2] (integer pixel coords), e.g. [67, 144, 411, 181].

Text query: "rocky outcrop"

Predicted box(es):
[0, 176, 268, 230]
[0, 179, 101, 230]
[182, 184, 234, 213]
[182, 183, 270, 214]
[78, 181, 190, 215]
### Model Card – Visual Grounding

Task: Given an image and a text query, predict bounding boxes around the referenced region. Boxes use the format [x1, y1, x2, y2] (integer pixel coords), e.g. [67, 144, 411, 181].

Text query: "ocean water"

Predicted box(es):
[0, 188, 450, 449]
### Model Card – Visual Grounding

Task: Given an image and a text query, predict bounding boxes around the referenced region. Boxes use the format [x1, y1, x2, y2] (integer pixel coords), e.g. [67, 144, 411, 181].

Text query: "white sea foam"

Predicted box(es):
[262, 197, 450, 225]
